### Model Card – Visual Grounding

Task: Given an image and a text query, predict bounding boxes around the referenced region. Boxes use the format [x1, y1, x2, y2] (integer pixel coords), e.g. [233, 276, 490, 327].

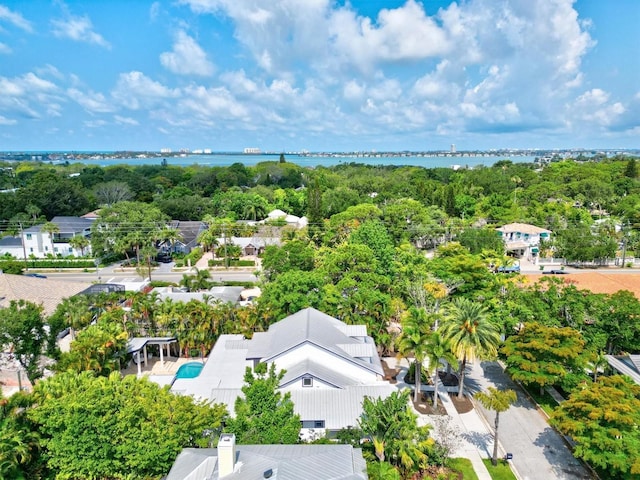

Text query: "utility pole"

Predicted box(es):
[19, 221, 28, 271]
[621, 222, 629, 267]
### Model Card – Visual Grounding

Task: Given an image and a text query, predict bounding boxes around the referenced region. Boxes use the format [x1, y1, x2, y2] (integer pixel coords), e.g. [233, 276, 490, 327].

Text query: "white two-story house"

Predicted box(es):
[171, 308, 395, 439]
[496, 222, 552, 261]
[22, 216, 94, 258]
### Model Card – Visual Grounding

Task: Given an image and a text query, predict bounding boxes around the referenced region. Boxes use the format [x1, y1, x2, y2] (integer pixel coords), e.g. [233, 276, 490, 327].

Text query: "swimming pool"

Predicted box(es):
[175, 362, 204, 379]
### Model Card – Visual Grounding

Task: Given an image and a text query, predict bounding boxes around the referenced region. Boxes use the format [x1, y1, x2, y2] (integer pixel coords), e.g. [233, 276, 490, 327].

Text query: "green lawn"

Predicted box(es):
[448, 458, 479, 480]
[482, 459, 517, 480]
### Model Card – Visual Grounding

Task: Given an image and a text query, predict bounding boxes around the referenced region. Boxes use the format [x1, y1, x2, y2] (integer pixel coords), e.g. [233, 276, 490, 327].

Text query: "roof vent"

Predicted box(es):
[263, 469, 273, 478]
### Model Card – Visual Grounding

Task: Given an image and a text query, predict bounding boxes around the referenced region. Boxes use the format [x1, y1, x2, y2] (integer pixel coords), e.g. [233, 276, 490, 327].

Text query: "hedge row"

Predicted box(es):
[208, 259, 255, 267]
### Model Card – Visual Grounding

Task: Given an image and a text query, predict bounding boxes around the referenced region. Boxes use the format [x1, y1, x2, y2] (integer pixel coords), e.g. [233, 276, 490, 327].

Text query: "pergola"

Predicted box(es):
[127, 337, 178, 377]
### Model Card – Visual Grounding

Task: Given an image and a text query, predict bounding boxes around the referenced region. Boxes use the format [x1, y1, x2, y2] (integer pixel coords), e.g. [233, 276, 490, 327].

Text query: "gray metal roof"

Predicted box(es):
[606, 354, 640, 385]
[279, 358, 355, 389]
[289, 385, 396, 430]
[246, 307, 383, 376]
[166, 445, 368, 480]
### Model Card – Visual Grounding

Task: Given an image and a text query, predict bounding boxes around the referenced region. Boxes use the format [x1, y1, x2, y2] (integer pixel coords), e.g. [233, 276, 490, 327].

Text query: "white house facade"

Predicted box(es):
[496, 222, 551, 260]
[22, 216, 94, 258]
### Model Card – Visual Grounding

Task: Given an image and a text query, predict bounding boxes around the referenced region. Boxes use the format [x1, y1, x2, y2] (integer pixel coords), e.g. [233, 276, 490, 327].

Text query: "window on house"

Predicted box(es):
[45, 246, 48, 251]
[302, 377, 313, 387]
[68, 247, 73, 253]
[26, 234, 32, 240]
[29, 247, 33, 253]
[314, 421, 325, 428]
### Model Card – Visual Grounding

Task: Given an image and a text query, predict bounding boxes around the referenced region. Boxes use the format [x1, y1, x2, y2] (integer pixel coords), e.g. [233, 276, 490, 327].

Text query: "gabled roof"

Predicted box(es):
[245, 307, 383, 376]
[280, 358, 356, 389]
[169, 221, 206, 246]
[167, 444, 368, 480]
[606, 354, 640, 386]
[496, 222, 551, 235]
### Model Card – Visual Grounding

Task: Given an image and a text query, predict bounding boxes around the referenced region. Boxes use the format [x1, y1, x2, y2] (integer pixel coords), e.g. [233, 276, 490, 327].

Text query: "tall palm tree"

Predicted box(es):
[396, 307, 432, 403]
[425, 332, 458, 409]
[475, 387, 517, 465]
[41, 221, 60, 257]
[441, 298, 501, 398]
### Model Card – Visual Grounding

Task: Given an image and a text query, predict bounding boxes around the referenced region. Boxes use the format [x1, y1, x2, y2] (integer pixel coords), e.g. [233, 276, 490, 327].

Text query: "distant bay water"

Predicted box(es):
[87, 153, 538, 169]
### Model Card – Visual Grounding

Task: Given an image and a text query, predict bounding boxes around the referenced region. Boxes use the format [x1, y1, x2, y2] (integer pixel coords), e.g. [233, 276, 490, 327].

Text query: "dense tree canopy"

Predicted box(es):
[29, 371, 227, 480]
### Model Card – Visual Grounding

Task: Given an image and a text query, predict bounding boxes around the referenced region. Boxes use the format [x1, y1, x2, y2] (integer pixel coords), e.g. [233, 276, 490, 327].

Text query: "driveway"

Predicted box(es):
[464, 361, 592, 480]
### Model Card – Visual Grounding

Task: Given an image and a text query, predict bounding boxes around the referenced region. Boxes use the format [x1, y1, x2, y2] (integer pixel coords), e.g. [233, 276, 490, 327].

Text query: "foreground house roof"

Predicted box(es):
[0, 272, 91, 316]
[166, 443, 368, 480]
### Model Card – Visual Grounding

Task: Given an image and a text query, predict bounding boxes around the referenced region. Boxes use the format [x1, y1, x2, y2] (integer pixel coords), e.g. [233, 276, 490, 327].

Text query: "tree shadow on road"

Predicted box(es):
[533, 428, 591, 479]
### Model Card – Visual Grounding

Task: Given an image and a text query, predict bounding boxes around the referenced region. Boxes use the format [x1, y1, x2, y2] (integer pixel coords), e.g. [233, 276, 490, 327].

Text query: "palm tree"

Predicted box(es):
[41, 221, 60, 257]
[0, 393, 40, 478]
[68, 235, 90, 257]
[425, 332, 458, 409]
[475, 387, 517, 465]
[396, 307, 431, 403]
[441, 298, 501, 398]
[58, 295, 92, 340]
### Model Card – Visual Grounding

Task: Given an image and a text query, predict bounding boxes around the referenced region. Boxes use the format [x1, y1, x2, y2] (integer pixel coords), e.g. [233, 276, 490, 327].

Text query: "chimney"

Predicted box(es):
[217, 433, 236, 477]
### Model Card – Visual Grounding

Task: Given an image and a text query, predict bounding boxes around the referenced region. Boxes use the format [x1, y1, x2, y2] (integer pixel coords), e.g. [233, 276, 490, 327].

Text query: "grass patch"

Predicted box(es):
[482, 459, 517, 480]
[522, 385, 558, 416]
[448, 458, 479, 479]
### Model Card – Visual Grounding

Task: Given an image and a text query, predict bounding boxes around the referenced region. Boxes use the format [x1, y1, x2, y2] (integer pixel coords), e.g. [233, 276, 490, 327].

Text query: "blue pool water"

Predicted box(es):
[175, 362, 204, 379]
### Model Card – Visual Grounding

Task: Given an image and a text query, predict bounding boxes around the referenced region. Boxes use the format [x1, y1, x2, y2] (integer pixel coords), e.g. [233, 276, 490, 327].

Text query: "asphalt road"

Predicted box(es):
[465, 361, 592, 480]
[36, 265, 259, 284]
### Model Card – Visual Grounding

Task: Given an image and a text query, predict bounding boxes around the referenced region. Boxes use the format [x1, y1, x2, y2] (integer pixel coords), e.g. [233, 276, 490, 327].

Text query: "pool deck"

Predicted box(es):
[121, 356, 207, 378]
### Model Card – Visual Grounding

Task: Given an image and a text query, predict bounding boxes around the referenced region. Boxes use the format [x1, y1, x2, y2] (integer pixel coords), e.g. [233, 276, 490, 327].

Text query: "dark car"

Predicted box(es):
[24, 273, 47, 278]
[155, 254, 173, 263]
[546, 269, 569, 274]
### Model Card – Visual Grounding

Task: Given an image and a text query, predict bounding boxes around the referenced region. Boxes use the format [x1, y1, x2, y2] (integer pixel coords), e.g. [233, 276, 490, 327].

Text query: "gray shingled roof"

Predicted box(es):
[0, 272, 92, 316]
[166, 444, 368, 480]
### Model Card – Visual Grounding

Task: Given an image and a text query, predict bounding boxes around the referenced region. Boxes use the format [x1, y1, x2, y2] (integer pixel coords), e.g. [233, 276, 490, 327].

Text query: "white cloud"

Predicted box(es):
[51, 14, 110, 49]
[67, 88, 114, 113]
[84, 119, 108, 128]
[0, 114, 16, 125]
[160, 31, 214, 76]
[572, 88, 625, 126]
[112, 71, 180, 110]
[149, 2, 161, 21]
[114, 115, 139, 126]
[0, 5, 33, 32]
[0, 73, 60, 121]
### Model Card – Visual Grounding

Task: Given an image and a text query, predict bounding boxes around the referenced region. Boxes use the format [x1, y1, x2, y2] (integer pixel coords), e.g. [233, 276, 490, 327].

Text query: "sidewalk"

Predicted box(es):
[385, 358, 494, 480]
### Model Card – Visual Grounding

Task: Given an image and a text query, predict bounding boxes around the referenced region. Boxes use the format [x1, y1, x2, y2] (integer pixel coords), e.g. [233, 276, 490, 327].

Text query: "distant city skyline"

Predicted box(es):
[0, 0, 638, 151]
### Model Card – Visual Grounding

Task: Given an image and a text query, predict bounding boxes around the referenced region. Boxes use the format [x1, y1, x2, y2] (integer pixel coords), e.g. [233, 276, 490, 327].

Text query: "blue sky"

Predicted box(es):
[0, 0, 638, 152]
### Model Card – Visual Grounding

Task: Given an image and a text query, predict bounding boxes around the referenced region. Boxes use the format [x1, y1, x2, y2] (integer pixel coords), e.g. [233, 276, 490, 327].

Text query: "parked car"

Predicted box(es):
[155, 254, 173, 263]
[24, 273, 47, 278]
[545, 269, 568, 274]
